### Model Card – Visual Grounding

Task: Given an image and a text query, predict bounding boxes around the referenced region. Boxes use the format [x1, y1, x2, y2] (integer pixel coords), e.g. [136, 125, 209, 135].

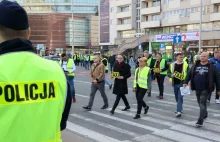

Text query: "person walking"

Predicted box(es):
[110, 54, 131, 114]
[60, 53, 76, 103]
[168, 53, 188, 117]
[85, 54, 90, 70]
[153, 53, 169, 99]
[133, 57, 151, 119]
[208, 50, 220, 104]
[101, 54, 112, 89]
[83, 55, 109, 110]
[143, 51, 155, 97]
[109, 54, 116, 72]
[183, 52, 220, 127]
[0, 1, 72, 141]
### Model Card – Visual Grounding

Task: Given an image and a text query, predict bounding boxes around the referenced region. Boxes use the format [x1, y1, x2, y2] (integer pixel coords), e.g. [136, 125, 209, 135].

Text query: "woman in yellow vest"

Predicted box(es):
[133, 57, 151, 119]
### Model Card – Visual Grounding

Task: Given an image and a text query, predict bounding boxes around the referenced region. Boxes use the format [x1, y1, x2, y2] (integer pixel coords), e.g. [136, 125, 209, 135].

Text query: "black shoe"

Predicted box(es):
[110, 110, 114, 115]
[122, 106, 130, 111]
[144, 106, 149, 114]
[109, 84, 112, 89]
[83, 106, 91, 111]
[101, 104, 108, 109]
[133, 114, 141, 119]
[195, 119, 204, 127]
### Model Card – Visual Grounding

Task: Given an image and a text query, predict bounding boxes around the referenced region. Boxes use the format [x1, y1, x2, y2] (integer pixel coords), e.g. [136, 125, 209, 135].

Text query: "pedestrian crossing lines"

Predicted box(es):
[67, 104, 220, 142]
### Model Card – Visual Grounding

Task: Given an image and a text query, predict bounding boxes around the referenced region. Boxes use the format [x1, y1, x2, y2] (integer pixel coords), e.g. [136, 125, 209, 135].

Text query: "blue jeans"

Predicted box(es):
[105, 72, 112, 86]
[67, 76, 75, 99]
[173, 84, 183, 112]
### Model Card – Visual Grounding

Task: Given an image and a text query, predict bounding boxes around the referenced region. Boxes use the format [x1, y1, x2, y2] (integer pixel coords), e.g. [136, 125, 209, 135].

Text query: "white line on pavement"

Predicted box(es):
[67, 121, 123, 142]
[133, 134, 175, 142]
[70, 114, 140, 137]
[75, 94, 89, 98]
[89, 111, 160, 132]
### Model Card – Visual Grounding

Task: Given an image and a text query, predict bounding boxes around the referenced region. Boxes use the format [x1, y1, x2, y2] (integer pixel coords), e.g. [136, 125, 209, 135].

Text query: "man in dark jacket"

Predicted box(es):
[183, 52, 220, 127]
[109, 54, 116, 72]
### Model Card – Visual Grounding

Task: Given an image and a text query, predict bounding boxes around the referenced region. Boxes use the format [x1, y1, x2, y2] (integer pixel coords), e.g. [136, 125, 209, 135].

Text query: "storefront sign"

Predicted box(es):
[155, 32, 200, 42]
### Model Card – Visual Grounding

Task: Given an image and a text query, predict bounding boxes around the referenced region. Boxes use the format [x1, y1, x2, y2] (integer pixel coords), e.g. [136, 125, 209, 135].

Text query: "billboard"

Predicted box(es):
[100, 0, 110, 43]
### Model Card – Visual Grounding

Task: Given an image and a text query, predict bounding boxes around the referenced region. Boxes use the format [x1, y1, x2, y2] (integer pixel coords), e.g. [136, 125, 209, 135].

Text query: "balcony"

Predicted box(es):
[116, 11, 131, 19]
[116, 24, 132, 31]
[190, 12, 210, 23]
[169, 0, 180, 9]
[116, 0, 132, 6]
[141, 21, 160, 28]
[211, 0, 220, 4]
[141, 6, 160, 15]
[210, 13, 220, 21]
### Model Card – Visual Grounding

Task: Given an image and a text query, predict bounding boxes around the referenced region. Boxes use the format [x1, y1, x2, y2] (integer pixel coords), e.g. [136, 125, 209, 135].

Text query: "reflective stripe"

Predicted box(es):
[133, 67, 150, 89]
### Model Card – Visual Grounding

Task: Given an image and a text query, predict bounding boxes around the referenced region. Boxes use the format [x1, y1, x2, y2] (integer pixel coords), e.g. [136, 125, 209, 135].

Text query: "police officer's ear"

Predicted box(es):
[27, 28, 31, 40]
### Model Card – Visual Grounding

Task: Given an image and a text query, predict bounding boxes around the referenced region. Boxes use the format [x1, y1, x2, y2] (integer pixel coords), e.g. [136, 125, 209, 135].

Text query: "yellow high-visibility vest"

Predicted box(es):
[59, 59, 75, 76]
[0, 52, 66, 142]
[101, 58, 109, 71]
[133, 66, 150, 89]
[169, 62, 188, 82]
[154, 59, 167, 75]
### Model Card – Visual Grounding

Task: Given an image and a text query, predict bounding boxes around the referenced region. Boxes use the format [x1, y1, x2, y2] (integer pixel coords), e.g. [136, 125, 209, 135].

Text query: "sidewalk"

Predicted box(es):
[62, 130, 93, 142]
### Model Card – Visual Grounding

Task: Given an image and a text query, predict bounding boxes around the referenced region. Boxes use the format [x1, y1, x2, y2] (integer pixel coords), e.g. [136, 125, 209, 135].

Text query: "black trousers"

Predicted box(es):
[112, 94, 129, 111]
[136, 85, 148, 115]
[156, 75, 166, 96]
[208, 92, 219, 101]
[196, 90, 208, 120]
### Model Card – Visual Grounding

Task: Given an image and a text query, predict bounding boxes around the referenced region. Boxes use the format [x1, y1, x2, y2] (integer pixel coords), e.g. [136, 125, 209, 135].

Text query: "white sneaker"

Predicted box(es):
[215, 99, 220, 104]
[176, 112, 182, 117]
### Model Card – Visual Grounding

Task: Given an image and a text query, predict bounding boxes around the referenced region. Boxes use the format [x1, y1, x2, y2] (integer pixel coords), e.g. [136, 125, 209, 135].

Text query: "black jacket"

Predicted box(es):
[113, 61, 131, 95]
[0, 38, 72, 131]
[183, 61, 220, 93]
[109, 55, 116, 64]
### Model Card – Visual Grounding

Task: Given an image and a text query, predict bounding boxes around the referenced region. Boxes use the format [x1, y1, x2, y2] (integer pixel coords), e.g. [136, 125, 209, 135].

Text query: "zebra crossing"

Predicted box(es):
[67, 93, 220, 142]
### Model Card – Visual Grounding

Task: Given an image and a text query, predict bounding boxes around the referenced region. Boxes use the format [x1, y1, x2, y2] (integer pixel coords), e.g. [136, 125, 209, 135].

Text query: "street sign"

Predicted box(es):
[160, 43, 165, 50]
[138, 41, 142, 50]
[173, 36, 182, 44]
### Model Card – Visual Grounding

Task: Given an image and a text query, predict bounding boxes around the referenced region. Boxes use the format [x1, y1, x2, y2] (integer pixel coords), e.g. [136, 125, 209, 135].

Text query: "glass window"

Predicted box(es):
[111, 20, 114, 25]
[169, 27, 174, 33]
[164, 0, 168, 4]
[191, 7, 195, 13]
[152, 15, 160, 21]
[121, 6, 129, 12]
[187, 24, 193, 32]
[152, 1, 160, 7]
[163, 27, 169, 34]
[186, 8, 190, 17]
[163, 12, 168, 19]
[180, 25, 187, 32]
[111, 7, 114, 12]
[179, 9, 185, 17]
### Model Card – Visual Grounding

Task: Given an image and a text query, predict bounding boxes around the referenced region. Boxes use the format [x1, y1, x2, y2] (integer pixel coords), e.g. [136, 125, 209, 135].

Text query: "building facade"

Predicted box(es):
[15, 0, 98, 53]
[108, 0, 220, 55]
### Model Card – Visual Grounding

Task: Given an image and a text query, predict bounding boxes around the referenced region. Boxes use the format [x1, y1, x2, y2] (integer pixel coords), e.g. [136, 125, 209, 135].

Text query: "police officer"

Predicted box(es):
[0, 1, 71, 141]
[133, 57, 151, 119]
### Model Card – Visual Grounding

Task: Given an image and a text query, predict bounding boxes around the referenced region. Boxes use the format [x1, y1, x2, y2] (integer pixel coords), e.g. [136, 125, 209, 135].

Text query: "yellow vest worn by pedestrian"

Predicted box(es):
[59, 59, 75, 76]
[101, 58, 109, 70]
[90, 55, 94, 61]
[133, 66, 150, 89]
[0, 52, 67, 142]
[183, 57, 188, 64]
[169, 62, 188, 82]
[154, 59, 167, 75]
[147, 58, 152, 67]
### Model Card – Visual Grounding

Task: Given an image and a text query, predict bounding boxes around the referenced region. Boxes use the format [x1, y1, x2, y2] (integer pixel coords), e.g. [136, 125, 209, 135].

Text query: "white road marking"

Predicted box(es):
[133, 134, 175, 142]
[70, 114, 140, 137]
[89, 111, 160, 132]
[67, 121, 123, 142]
[75, 94, 89, 98]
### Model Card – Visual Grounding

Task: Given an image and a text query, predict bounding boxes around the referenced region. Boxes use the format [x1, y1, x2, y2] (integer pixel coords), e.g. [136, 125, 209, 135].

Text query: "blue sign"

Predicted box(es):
[138, 41, 142, 50]
[173, 36, 182, 44]
[160, 43, 165, 49]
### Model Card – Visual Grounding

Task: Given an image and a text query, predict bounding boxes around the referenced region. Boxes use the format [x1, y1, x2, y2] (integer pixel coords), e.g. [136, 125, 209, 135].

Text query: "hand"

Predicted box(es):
[217, 91, 220, 95]
[133, 88, 136, 92]
[117, 76, 124, 79]
[171, 74, 174, 78]
[147, 90, 150, 93]
[93, 80, 97, 84]
[183, 84, 188, 88]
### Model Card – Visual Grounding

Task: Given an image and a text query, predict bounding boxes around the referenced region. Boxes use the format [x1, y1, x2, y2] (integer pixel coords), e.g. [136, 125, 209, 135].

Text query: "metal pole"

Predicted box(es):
[71, 0, 74, 56]
[199, 0, 202, 53]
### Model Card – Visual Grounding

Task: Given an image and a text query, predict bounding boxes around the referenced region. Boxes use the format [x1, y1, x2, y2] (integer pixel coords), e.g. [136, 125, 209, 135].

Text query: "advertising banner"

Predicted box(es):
[156, 34, 177, 42]
[100, 0, 110, 43]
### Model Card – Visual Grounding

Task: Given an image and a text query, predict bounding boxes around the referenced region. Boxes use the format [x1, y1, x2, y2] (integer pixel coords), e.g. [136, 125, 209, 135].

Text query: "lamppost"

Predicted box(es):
[71, 0, 75, 56]
[199, 0, 202, 53]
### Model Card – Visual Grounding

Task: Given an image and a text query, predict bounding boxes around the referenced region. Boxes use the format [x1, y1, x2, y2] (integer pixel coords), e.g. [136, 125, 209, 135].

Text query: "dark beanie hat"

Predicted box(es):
[0, 0, 29, 30]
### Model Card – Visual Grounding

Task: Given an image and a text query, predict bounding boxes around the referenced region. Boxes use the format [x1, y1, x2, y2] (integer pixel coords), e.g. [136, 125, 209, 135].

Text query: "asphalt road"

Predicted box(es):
[62, 66, 220, 142]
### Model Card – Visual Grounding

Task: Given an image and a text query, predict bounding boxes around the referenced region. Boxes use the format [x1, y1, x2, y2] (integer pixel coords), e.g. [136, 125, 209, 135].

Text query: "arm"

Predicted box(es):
[70, 61, 76, 73]
[60, 81, 72, 131]
[96, 64, 105, 81]
[147, 71, 152, 91]
[161, 60, 169, 72]
[167, 64, 172, 78]
[123, 64, 131, 79]
[183, 66, 193, 84]
[213, 65, 220, 92]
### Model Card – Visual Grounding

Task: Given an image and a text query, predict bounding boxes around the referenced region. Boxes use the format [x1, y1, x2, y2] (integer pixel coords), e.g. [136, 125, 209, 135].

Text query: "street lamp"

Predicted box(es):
[71, 0, 75, 56]
[199, 0, 202, 53]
